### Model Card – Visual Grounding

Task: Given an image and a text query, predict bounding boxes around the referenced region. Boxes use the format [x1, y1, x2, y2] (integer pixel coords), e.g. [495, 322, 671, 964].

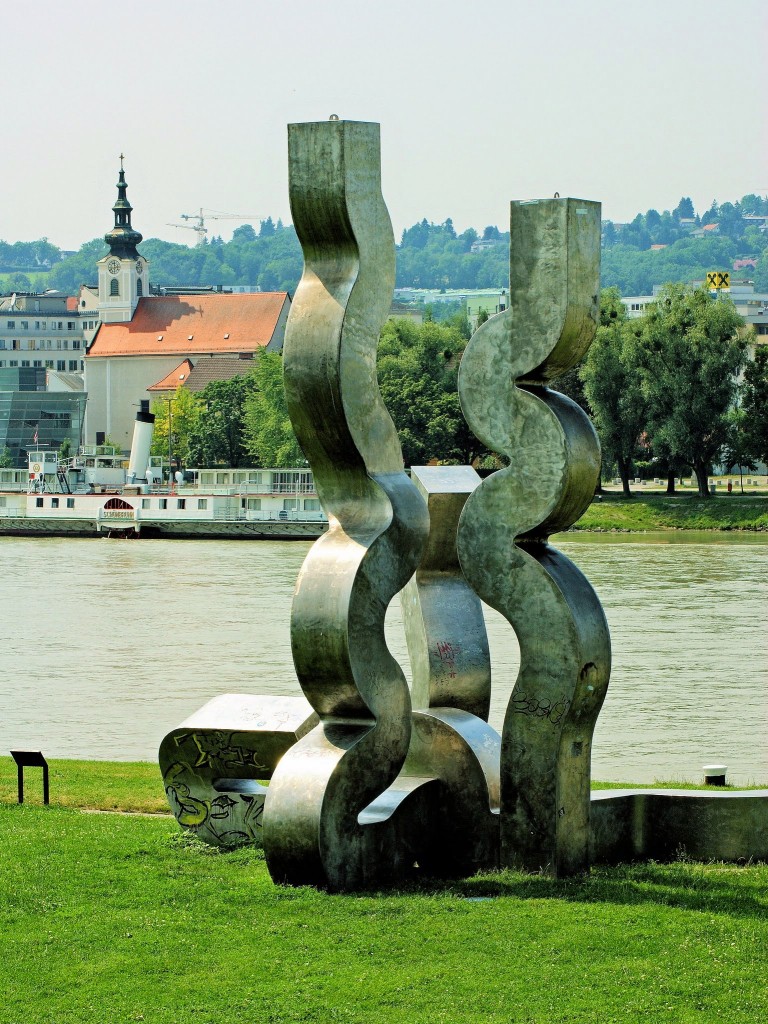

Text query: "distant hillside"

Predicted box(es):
[2, 195, 766, 297]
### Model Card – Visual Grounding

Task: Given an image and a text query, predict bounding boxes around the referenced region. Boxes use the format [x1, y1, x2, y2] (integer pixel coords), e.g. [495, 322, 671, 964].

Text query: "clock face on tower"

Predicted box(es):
[135, 260, 143, 274]
[107, 259, 120, 275]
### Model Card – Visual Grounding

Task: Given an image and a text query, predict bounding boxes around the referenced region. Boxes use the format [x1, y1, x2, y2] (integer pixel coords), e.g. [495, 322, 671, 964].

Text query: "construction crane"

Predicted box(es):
[166, 208, 261, 246]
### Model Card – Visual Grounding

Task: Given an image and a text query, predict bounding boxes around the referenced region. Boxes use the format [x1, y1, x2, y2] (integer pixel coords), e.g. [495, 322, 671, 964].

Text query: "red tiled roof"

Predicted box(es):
[147, 359, 194, 392]
[87, 292, 288, 357]
[66, 296, 78, 311]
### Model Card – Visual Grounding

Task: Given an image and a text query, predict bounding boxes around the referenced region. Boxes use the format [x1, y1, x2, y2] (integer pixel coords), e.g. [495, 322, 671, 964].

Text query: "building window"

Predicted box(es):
[177, 498, 186, 510]
[67, 322, 74, 331]
[0, 341, 5, 349]
[159, 498, 167, 509]
[35, 497, 43, 508]
[73, 340, 80, 350]
[110, 279, 119, 297]
[68, 360, 78, 371]
[12, 340, 19, 350]
[45, 360, 53, 369]
[34, 361, 42, 367]
[137, 279, 143, 297]
[21, 321, 28, 330]
[21, 360, 30, 367]
[57, 360, 65, 371]
[197, 498, 207, 510]
[51, 498, 59, 509]
[9, 360, 18, 367]
[67, 498, 75, 509]
[141, 498, 150, 509]
[6, 321, 14, 328]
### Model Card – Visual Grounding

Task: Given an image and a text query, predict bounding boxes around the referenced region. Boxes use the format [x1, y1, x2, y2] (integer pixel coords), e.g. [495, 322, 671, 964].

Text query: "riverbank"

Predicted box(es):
[1, 802, 766, 1023]
[1, 758, 763, 817]
[574, 493, 768, 532]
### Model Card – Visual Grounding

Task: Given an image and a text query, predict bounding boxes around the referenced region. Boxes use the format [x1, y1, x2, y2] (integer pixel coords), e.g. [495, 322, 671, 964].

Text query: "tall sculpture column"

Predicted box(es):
[457, 199, 610, 876]
[261, 121, 430, 890]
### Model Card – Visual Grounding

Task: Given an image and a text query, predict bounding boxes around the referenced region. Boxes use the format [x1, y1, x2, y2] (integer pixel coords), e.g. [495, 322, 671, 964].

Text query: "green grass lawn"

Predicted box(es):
[0, 757, 168, 814]
[1, 804, 766, 1024]
[574, 494, 768, 532]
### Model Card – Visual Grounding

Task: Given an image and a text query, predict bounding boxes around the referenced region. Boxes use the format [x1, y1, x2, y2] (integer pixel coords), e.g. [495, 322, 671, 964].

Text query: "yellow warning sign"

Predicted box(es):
[706, 271, 730, 290]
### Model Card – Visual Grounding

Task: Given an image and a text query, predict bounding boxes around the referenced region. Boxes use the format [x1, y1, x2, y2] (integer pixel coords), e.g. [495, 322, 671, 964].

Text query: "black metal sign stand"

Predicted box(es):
[10, 750, 49, 805]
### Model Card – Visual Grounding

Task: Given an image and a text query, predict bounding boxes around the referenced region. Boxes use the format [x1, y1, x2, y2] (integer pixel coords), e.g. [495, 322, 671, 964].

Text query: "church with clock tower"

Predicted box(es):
[84, 158, 291, 448]
[96, 155, 149, 323]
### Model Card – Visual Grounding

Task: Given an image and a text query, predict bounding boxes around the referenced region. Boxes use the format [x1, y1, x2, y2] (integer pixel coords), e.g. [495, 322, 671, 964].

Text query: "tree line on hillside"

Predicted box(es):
[148, 288, 766, 501]
[4, 194, 766, 298]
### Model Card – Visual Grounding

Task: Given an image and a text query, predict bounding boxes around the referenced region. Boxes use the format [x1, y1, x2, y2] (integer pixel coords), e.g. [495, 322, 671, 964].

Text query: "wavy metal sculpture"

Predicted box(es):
[261, 121, 431, 890]
[457, 198, 611, 877]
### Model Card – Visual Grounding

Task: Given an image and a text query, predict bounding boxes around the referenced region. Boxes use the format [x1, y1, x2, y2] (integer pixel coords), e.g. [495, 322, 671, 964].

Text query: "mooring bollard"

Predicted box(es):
[10, 750, 50, 804]
[703, 763, 727, 786]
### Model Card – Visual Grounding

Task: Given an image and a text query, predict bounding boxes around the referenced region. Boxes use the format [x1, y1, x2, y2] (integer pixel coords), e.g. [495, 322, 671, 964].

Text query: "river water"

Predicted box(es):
[1, 533, 765, 784]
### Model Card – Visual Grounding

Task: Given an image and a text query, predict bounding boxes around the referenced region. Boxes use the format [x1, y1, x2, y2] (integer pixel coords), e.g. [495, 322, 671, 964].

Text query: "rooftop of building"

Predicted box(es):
[87, 292, 289, 358]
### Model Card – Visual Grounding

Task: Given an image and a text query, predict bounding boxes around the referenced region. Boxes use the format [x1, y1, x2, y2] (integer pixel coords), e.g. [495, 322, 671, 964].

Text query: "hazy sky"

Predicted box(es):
[3, 0, 766, 250]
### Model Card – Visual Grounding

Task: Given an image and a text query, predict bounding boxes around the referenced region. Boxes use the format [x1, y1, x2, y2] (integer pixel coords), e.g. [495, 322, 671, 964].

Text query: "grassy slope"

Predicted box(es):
[1, 805, 766, 1024]
[574, 494, 768, 532]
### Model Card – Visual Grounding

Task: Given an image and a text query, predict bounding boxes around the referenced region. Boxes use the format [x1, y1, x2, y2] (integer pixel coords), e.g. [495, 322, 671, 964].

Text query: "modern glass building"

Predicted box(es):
[0, 368, 86, 467]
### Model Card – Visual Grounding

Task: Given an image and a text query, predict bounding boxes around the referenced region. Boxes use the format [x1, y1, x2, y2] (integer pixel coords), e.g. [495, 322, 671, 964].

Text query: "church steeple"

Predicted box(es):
[104, 154, 143, 258]
[97, 155, 149, 323]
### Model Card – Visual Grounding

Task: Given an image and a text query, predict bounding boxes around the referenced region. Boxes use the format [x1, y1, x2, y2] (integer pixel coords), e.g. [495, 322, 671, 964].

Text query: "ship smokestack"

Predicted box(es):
[128, 401, 155, 483]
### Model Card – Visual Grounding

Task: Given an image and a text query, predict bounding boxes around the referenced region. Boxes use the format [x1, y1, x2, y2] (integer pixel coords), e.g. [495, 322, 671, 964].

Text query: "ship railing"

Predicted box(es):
[0, 506, 26, 518]
[212, 508, 328, 524]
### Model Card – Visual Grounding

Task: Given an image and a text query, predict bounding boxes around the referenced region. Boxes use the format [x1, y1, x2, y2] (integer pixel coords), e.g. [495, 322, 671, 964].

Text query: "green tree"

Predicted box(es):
[150, 386, 203, 468]
[673, 197, 695, 221]
[377, 319, 480, 465]
[243, 352, 304, 467]
[720, 407, 757, 491]
[232, 224, 257, 243]
[0, 447, 13, 468]
[580, 289, 646, 496]
[754, 247, 768, 292]
[187, 376, 256, 467]
[740, 346, 768, 467]
[633, 285, 748, 497]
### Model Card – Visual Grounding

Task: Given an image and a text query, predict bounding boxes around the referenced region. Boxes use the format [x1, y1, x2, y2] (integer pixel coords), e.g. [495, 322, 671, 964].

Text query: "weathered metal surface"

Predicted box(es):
[159, 694, 318, 847]
[401, 465, 491, 720]
[457, 198, 611, 876]
[591, 789, 768, 864]
[261, 120, 431, 889]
